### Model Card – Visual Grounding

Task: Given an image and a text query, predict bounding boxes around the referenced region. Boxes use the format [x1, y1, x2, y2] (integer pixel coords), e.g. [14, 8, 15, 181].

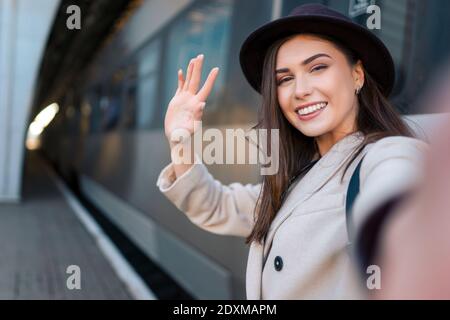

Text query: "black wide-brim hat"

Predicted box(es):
[239, 3, 395, 96]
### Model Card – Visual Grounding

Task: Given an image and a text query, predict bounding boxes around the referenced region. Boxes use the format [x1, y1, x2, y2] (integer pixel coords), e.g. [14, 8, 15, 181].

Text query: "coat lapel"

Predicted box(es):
[262, 131, 365, 260]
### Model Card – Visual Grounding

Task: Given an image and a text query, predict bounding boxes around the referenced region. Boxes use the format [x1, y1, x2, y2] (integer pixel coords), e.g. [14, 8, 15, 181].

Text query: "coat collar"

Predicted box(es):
[246, 131, 365, 299]
[263, 131, 365, 264]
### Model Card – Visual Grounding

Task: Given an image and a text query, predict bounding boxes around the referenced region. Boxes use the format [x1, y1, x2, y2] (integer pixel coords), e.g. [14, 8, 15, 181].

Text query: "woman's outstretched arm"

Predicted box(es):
[157, 54, 260, 237]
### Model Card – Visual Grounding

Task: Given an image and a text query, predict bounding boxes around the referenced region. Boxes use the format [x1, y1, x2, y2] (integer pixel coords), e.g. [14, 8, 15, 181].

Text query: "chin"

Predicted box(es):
[298, 128, 327, 137]
[289, 109, 333, 138]
[295, 120, 332, 138]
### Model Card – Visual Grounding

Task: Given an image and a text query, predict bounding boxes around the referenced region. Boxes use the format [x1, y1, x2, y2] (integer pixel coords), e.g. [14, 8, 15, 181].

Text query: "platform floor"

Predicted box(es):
[0, 152, 133, 299]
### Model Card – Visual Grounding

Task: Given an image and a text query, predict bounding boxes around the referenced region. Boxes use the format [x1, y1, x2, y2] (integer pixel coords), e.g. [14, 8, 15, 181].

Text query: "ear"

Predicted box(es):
[353, 60, 365, 89]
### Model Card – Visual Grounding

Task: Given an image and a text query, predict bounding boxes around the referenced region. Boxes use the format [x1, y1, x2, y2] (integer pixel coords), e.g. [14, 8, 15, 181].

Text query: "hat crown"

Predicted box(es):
[239, 3, 395, 96]
[288, 3, 350, 22]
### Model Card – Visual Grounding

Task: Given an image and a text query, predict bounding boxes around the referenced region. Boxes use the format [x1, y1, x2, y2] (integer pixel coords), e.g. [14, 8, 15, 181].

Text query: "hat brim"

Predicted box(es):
[239, 15, 395, 96]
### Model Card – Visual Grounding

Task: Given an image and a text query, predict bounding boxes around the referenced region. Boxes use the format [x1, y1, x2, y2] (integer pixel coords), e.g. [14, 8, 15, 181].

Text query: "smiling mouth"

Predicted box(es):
[296, 102, 328, 116]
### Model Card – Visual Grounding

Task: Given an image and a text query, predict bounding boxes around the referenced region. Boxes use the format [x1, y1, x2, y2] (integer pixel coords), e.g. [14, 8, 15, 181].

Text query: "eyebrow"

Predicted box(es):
[275, 53, 332, 74]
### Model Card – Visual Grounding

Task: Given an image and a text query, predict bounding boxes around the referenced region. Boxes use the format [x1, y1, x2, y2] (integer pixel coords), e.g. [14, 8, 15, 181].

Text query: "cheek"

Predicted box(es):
[277, 89, 300, 127]
[277, 88, 291, 113]
[321, 71, 354, 110]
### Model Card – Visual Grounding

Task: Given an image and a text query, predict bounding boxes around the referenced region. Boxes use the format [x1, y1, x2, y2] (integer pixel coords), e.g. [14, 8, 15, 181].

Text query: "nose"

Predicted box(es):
[294, 76, 312, 100]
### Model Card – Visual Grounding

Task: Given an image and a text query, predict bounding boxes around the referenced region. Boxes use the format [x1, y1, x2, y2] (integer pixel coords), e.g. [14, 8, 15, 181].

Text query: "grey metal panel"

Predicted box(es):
[404, 113, 450, 141]
[80, 174, 233, 299]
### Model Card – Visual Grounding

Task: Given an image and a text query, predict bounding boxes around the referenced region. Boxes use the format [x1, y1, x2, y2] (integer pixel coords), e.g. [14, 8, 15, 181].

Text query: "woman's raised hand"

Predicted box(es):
[164, 54, 219, 146]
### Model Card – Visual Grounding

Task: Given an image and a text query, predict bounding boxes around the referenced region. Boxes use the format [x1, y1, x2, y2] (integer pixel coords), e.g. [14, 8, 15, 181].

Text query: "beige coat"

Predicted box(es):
[157, 132, 428, 299]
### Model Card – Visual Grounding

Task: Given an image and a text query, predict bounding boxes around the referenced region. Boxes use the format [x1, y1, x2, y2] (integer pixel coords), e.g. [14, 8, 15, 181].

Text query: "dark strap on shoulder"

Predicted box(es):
[345, 156, 365, 243]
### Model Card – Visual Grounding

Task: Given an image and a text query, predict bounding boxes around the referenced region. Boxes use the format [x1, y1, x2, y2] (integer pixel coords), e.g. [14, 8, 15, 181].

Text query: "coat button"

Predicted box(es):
[274, 256, 283, 271]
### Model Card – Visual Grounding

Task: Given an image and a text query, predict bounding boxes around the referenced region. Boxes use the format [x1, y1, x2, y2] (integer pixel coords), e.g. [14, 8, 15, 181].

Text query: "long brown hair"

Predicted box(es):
[246, 33, 414, 245]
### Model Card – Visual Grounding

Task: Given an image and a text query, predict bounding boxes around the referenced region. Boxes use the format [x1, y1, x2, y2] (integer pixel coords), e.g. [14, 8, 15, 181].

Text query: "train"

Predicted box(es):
[41, 0, 450, 299]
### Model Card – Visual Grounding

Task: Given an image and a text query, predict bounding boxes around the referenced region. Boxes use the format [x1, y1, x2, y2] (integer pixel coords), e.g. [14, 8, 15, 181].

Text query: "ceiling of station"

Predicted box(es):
[33, 0, 137, 116]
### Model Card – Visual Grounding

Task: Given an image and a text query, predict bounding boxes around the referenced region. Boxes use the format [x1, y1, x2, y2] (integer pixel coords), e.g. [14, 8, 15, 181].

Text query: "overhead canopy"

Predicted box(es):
[33, 0, 134, 117]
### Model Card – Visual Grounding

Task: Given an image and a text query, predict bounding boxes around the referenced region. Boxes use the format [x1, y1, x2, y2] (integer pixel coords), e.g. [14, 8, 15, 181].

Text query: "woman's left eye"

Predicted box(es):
[311, 65, 327, 73]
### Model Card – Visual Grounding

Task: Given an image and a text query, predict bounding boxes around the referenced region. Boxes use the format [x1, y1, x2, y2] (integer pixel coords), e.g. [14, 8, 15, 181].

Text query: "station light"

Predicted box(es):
[26, 103, 59, 150]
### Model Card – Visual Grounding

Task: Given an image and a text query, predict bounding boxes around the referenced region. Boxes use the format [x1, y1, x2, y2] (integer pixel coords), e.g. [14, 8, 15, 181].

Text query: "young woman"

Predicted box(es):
[157, 4, 428, 299]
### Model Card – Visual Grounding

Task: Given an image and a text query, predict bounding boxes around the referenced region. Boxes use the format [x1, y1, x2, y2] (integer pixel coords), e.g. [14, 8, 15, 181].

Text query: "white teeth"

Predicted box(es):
[297, 103, 327, 116]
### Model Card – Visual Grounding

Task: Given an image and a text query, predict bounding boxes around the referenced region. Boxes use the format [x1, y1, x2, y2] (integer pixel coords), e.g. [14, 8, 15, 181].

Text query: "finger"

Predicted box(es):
[176, 69, 184, 94]
[183, 58, 195, 91]
[197, 67, 219, 101]
[189, 54, 204, 93]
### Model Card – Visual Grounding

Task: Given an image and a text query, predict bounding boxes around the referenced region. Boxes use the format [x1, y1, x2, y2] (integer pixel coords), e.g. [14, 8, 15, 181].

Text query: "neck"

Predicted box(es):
[315, 101, 360, 156]
[315, 130, 357, 156]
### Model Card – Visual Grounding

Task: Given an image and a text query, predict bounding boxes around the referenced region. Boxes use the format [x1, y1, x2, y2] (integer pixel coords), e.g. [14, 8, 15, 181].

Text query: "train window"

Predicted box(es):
[163, 0, 234, 114]
[135, 38, 161, 130]
[122, 83, 137, 129]
[101, 94, 121, 132]
[201, 0, 272, 126]
[80, 98, 92, 135]
[357, 0, 450, 113]
[100, 68, 125, 132]
[399, 0, 450, 114]
[87, 87, 102, 134]
[137, 75, 158, 129]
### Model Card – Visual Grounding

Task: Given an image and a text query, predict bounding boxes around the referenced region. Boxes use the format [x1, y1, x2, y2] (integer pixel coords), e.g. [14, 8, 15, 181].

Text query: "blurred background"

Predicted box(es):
[0, 0, 449, 300]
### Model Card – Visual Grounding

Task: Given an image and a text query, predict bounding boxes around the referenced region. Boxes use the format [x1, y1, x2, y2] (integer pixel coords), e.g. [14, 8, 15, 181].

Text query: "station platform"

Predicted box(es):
[0, 152, 138, 299]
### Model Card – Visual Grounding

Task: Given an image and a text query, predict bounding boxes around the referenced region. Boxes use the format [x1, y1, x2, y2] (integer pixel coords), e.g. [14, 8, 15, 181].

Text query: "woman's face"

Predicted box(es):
[275, 34, 364, 140]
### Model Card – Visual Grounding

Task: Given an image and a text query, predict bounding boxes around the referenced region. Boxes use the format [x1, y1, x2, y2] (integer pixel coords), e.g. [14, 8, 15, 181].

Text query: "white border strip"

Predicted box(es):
[46, 165, 156, 300]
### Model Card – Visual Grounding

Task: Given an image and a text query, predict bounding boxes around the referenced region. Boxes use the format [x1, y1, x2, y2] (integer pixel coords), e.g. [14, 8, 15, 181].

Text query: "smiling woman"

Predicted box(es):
[247, 29, 414, 246]
[158, 3, 428, 300]
[275, 34, 363, 153]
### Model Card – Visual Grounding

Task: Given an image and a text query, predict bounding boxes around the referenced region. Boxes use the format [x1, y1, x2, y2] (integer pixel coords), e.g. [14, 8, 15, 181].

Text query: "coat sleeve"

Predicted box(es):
[156, 155, 261, 238]
[352, 136, 429, 270]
